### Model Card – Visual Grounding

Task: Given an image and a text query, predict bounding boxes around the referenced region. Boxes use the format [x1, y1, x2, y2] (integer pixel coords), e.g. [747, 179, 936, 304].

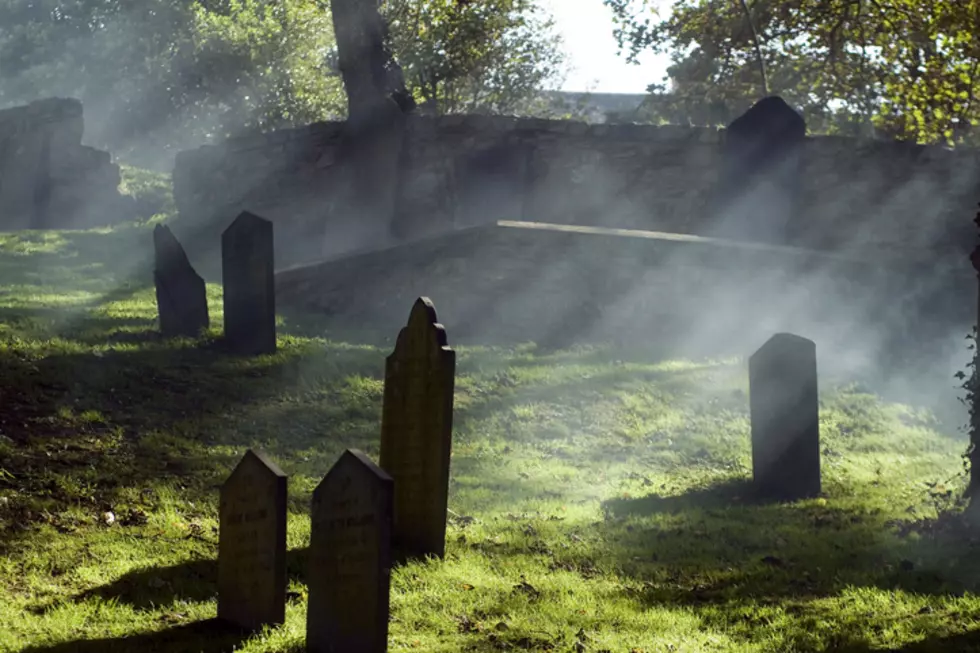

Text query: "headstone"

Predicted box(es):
[714, 95, 806, 244]
[748, 333, 820, 500]
[379, 297, 456, 560]
[221, 211, 276, 355]
[218, 449, 287, 631]
[307, 449, 394, 653]
[153, 224, 209, 338]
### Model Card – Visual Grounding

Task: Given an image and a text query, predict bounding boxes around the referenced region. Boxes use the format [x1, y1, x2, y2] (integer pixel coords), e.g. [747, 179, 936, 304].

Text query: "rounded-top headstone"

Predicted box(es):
[379, 296, 456, 561]
[748, 332, 820, 500]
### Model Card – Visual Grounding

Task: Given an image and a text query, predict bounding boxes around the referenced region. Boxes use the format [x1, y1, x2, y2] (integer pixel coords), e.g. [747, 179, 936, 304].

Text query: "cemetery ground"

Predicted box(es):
[2, 210, 980, 651]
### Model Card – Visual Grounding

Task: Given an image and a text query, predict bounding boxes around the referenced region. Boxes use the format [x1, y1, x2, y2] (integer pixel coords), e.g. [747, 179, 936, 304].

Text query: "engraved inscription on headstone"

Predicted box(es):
[379, 297, 456, 560]
[749, 332, 821, 500]
[221, 211, 276, 355]
[218, 449, 287, 631]
[307, 449, 394, 653]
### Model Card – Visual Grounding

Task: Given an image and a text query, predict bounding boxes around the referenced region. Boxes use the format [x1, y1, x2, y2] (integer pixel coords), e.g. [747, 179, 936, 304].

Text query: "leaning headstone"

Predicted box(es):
[307, 449, 394, 653]
[748, 333, 820, 500]
[153, 224, 209, 337]
[379, 297, 456, 561]
[218, 449, 287, 631]
[713, 95, 806, 244]
[221, 211, 276, 355]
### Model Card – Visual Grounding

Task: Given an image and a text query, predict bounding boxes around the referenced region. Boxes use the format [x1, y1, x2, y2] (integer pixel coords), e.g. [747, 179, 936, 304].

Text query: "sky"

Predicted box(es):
[538, 0, 672, 94]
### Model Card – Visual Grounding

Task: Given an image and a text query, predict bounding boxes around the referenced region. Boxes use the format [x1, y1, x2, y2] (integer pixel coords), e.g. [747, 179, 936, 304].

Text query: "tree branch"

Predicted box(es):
[735, 0, 769, 95]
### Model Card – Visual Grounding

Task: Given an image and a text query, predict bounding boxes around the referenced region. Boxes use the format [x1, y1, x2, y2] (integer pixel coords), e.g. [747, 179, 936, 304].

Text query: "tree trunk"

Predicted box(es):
[329, 0, 416, 248]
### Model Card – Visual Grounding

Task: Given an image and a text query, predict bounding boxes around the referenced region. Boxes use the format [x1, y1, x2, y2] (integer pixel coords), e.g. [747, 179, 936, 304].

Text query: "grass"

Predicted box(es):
[1, 208, 980, 652]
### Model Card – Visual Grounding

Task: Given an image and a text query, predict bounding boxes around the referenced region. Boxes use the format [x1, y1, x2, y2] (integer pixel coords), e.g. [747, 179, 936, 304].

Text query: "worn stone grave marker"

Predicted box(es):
[153, 224, 209, 338]
[221, 211, 276, 355]
[748, 333, 820, 500]
[714, 95, 806, 244]
[218, 449, 287, 631]
[379, 297, 455, 560]
[307, 449, 394, 653]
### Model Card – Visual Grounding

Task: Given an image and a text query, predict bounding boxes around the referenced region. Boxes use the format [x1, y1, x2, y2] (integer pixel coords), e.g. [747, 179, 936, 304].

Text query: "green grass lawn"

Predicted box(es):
[1, 210, 980, 652]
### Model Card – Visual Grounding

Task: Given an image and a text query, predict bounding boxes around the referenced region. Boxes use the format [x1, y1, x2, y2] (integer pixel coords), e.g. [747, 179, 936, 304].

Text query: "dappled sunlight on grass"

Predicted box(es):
[0, 221, 978, 652]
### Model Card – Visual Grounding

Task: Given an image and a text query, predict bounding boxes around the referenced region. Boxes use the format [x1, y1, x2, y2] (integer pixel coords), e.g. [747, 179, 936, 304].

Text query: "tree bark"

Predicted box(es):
[329, 0, 417, 248]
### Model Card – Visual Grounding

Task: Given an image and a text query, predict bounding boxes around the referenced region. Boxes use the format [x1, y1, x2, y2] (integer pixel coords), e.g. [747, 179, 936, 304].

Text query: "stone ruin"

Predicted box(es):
[0, 97, 129, 231]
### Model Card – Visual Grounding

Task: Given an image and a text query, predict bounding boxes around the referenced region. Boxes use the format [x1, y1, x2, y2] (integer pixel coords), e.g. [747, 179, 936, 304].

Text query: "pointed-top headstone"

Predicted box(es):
[748, 332, 820, 500]
[153, 224, 209, 338]
[307, 449, 394, 653]
[379, 297, 456, 561]
[221, 211, 276, 355]
[218, 449, 287, 631]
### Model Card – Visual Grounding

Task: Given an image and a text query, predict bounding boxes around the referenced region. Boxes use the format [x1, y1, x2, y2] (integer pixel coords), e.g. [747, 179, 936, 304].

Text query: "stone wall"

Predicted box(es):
[173, 112, 980, 268]
[0, 98, 128, 231]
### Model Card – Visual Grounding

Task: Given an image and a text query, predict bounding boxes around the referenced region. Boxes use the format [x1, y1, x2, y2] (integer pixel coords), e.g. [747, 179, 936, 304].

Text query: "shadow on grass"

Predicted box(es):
[593, 476, 980, 606]
[29, 547, 311, 615]
[0, 340, 386, 551]
[17, 618, 260, 653]
[843, 629, 980, 653]
[0, 306, 160, 345]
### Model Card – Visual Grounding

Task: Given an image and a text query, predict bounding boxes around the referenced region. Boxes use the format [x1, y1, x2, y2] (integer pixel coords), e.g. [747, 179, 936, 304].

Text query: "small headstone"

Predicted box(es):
[307, 449, 394, 653]
[221, 211, 276, 355]
[153, 224, 209, 337]
[748, 333, 820, 500]
[218, 449, 287, 631]
[379, 297, 456, 561]
[714, 95, 806, 243]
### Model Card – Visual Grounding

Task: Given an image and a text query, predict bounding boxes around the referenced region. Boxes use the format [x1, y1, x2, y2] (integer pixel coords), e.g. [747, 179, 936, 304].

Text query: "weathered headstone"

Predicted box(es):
[153, 224, 209, 338]
[218, 449, 287, 631]
[748, 333, 820, 500]
[221, 211, 276, 355]
[379, 297, 455, 561]
[714, 95, 806, 244]
[307, 449, 394, 653]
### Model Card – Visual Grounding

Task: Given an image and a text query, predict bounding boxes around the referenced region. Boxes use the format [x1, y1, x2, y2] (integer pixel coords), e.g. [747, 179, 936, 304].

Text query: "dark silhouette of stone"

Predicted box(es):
[307, 449, 394, 653]
[153, 224, 209, 338]
[379, 297, 456, 561]
[749, 333, 821, 500]
[222, 211, 276, 355]
[218, 449, 287, 631]
[714, 95, 806, 244]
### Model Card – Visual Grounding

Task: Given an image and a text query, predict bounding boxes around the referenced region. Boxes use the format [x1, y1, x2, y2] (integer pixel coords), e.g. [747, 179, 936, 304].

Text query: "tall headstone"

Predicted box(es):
[749, 333, 820, 500]
[307, 449, 394, 653]
[221, 211, 276, 355]
[218, 449, 287, 631]
[379, 297, 456, 561]
[153, 224, 209, 338]
[713, 95, 806, 244]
